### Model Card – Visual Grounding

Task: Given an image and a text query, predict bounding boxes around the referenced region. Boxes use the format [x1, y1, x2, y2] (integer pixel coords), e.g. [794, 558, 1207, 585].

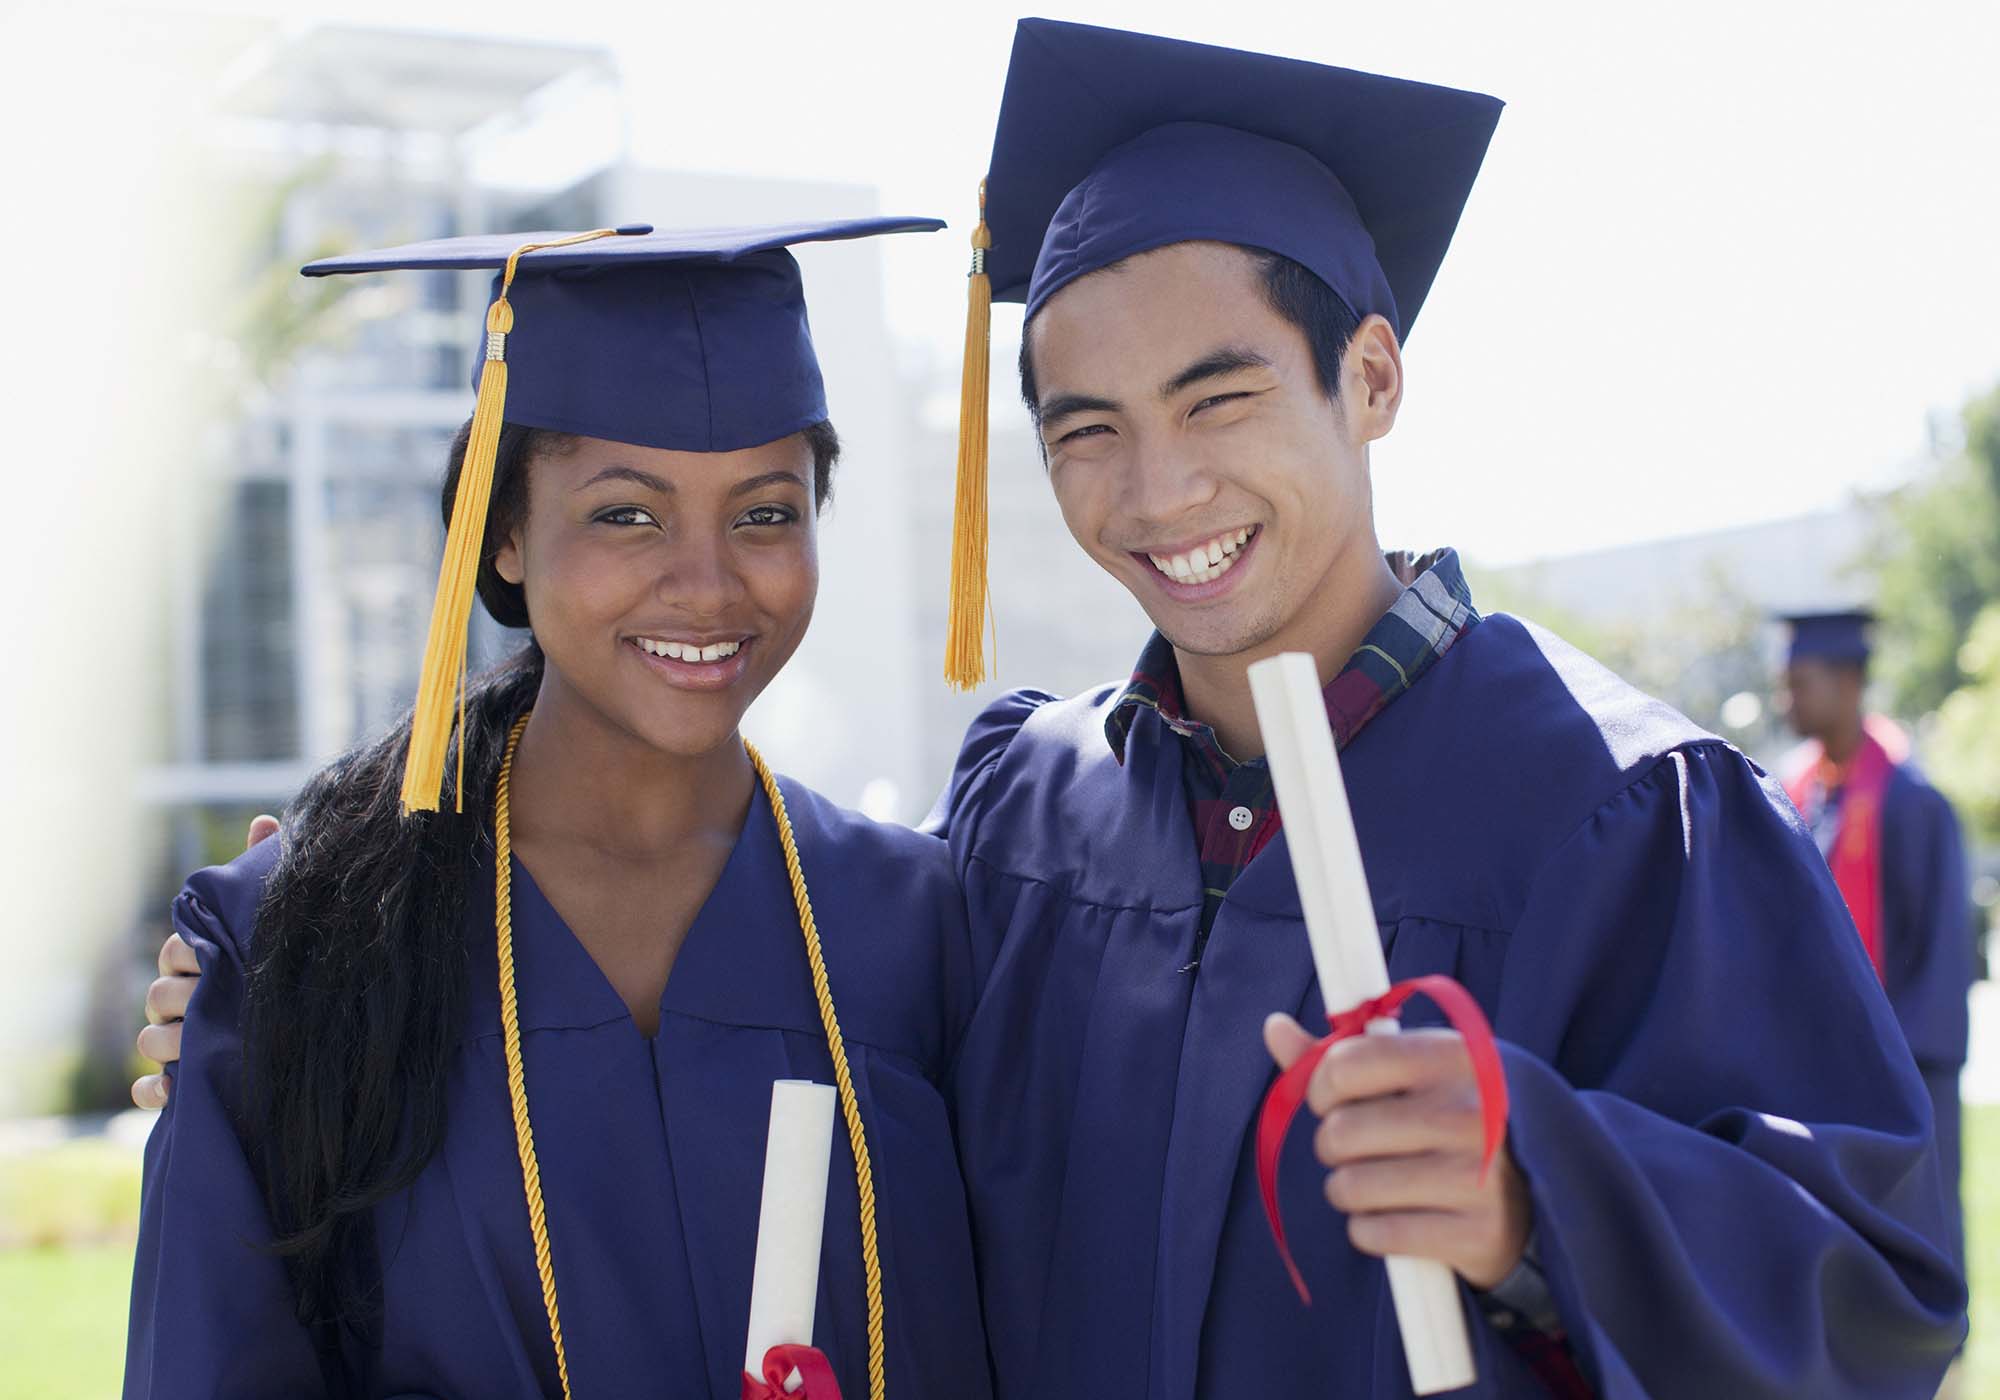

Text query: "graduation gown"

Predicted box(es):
[931, 614, 1965, 1400]
[1877, 764, 1974, 1273]
[126, 776, 990, 1400]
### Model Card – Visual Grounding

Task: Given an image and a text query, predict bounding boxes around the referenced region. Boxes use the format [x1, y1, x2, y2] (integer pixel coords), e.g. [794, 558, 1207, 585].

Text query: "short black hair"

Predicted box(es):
[1018, 246, 1362, 419]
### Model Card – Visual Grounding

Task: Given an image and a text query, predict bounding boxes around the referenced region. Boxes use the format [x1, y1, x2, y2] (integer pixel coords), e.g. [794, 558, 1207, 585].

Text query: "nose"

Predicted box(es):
[1123, 434, 1221, 538]
[655, 527, 746, 617]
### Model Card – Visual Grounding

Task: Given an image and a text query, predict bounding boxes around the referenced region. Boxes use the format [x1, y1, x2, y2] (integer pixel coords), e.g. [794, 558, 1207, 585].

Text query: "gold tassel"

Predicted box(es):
[399, 227, 635, 814]
[944, 181, 994, 691]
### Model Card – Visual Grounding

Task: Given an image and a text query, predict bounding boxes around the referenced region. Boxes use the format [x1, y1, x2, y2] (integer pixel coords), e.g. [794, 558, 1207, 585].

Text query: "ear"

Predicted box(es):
[1342, 314, 1404, 443]
[493, 522, 526, 587]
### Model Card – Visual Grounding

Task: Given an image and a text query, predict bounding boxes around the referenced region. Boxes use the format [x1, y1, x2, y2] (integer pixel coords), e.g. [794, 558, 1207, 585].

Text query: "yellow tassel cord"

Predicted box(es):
[944, 181, 995, 691]
[746, 740, 888, 1400]
[495, 716, 573, 1400]
[399, 227, 637, 814]
[494, 716, 887, 1400]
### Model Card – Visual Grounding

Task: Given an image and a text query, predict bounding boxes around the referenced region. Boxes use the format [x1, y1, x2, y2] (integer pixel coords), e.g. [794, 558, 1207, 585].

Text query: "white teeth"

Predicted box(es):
[1145, 528, 1254, 585]
[638, 638, 741, 662]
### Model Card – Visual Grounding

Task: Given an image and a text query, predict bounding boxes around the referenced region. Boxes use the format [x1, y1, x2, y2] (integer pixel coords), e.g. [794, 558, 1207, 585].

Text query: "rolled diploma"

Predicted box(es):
[743, 1079, 839, 1388]
[1247, 651, 1477, 1396]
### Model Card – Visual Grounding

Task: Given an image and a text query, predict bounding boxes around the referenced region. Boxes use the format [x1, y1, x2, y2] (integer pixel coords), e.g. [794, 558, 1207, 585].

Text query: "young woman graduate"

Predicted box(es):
[123, 220, 990, 1400]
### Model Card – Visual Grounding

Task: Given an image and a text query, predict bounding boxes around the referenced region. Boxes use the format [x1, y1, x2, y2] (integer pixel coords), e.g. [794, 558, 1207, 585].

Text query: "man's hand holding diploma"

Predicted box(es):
[1263, 1016, 1532, 1291]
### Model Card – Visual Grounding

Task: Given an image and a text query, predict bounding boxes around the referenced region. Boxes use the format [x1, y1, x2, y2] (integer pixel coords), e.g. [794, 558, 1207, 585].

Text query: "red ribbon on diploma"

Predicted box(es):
[741, 1344, 843, 1400]
[1255, 974, 1510, 1305]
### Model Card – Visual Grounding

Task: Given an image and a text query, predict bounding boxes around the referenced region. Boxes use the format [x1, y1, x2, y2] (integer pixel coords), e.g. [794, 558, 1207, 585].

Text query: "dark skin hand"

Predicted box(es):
[132, 815, 279, 1109]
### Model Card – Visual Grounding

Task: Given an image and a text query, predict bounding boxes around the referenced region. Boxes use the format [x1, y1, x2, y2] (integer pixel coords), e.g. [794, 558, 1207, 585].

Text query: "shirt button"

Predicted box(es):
[1228, 805, 1255, 832]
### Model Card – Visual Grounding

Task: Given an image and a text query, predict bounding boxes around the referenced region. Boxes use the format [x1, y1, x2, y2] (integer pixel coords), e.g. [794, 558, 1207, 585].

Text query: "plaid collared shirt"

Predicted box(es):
[1105, 549, 1480, 946]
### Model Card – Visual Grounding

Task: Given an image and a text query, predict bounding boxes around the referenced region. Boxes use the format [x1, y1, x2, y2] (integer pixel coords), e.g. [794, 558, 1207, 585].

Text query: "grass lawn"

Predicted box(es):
[1967, 1102, 2000, 1399]
[0, 1242, 132, 1400]
[2, 1107, 1997, 1395]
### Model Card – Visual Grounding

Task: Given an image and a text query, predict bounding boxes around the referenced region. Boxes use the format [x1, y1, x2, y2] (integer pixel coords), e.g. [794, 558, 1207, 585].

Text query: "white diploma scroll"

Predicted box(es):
[1247, 651, 1478, 1396]
[743, 1079, 838, 1387]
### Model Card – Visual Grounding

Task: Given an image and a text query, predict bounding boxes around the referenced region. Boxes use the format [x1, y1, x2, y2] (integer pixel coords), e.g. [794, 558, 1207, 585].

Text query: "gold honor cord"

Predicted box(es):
[493, 716, 888, 1400]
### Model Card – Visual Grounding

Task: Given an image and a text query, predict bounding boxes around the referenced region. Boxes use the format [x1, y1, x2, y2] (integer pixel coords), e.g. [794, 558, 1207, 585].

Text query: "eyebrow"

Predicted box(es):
[727, 469, 810, 499]
[1035, 345, 1276, 429]
[1160, 346, 1273, 399]
[1036, 392, 1123, 430]
[572, 466, 809, 498]
[575, 465, 673, 495]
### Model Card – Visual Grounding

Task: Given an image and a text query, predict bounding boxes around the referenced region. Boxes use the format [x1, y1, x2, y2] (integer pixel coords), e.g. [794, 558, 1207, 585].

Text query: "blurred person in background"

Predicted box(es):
[1781, 610, 1976, 1283]
[123, 221, 989, 1400]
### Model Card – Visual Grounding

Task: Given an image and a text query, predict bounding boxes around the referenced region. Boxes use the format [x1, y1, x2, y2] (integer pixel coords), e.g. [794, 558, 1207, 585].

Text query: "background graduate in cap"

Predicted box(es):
[929, 19, 1965, 1399]
[1781, 609, 1975, 1283]
[123, 220, 991, 1400]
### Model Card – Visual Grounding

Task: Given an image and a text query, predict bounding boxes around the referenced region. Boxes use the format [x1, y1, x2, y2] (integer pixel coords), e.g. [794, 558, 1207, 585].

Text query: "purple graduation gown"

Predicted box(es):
[126, 777, 990, 1400]
[1877, 764, 1974, 1273]
[932, 614, 1965, 1399]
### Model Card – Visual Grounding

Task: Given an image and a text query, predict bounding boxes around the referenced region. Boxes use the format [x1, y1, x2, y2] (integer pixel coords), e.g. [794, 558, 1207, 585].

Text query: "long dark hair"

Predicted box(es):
[239, 417, 842, 1354]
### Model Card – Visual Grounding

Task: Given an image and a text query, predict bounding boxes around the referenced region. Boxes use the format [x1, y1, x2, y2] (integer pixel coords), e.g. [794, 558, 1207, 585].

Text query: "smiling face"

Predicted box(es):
[1025, 240, 1399, 661]
[492, 432, 820, 760]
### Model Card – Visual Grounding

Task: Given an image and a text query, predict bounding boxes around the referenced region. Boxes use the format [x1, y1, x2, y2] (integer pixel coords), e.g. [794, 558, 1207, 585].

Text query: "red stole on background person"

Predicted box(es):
[1784, 717, 1906, 982]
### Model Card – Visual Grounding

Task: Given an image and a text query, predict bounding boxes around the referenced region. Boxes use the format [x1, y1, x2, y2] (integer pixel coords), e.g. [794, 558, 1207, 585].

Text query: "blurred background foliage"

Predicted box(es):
[1875, 383, 2000, 846]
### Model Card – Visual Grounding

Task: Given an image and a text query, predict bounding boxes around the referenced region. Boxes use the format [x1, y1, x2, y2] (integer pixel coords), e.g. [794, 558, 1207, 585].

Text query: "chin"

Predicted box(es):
[1154, 606, 1285, 661]
[604, 689, 753, 761]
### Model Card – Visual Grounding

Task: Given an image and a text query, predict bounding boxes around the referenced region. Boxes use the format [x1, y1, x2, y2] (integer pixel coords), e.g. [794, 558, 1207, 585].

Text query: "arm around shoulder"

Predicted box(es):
[125, 842, 329, 1399]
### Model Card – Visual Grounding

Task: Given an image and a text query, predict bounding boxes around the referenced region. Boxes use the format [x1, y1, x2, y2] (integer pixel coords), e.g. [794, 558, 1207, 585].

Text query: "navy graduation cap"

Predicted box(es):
[304, 217, 942, 454]
[1784, 610, 1876, 666]
[302, 217, 943, 812]
[943, 19, 1503, 688]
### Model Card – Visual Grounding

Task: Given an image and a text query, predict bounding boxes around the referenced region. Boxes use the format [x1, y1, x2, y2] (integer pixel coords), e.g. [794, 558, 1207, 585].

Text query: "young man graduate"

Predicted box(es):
[927, 19, 1965, 1398]
[1780, 610, 1974, 1277]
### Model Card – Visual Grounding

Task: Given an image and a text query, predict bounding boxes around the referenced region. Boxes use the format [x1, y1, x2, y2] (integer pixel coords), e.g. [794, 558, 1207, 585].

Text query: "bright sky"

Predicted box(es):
[179, 0, 2000, 563]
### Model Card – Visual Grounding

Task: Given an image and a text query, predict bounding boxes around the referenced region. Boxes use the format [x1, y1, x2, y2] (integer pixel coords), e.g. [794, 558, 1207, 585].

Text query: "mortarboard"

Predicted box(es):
[304, 217, 944, 811]
[943, 19, 1503, 688]
[1783, 610, 1876, 666]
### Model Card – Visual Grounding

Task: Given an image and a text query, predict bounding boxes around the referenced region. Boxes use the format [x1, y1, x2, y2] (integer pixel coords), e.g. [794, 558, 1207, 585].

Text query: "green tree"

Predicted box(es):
[1929, 603, 2000, 847]
[1874, 384, 2000, 718]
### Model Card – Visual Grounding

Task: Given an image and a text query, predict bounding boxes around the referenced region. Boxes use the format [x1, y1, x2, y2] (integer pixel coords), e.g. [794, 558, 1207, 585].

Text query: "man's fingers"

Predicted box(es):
[1324, 1151, 1486, 1215]
[145, 974, 194, 1027]
[137, 1020, 182, 1066]
[1344, 1207, 1476, 1265]
[1263, 1012, 1320, 1071]
[131, 1073, 170, 1110]
[1305, 1028, 1471, 1117]
[1313, 1082, 1484, 1166]
[158, 932, 199, 978]
[247, 815, 280, 850]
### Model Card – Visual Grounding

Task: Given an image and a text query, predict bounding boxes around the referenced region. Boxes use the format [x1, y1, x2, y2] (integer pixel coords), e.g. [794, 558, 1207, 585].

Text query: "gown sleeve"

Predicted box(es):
[1491, 742, 1966, 1399]
[124, 848, 329, 1400]
[919, 688, 1056, 846]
